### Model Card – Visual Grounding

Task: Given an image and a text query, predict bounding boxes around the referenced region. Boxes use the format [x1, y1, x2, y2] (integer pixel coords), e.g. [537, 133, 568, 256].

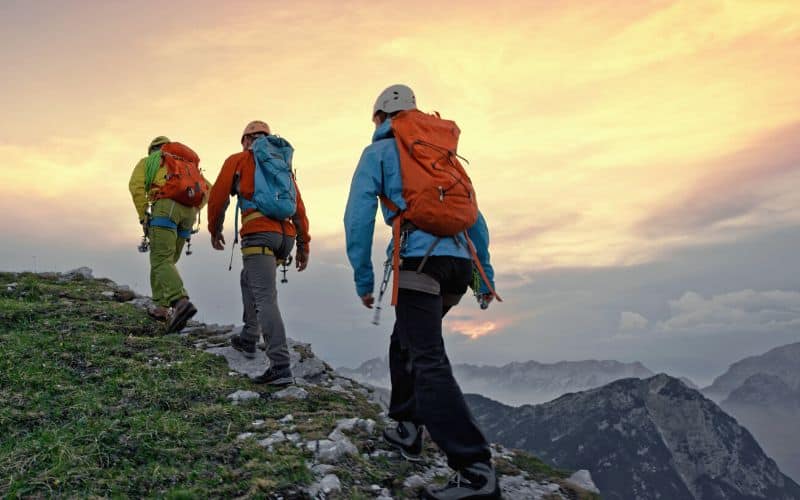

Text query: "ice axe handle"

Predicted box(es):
[372, 305, 382, 325]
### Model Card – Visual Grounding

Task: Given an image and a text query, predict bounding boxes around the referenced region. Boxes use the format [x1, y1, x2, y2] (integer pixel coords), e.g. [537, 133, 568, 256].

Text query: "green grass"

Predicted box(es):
[0, 273, 329, 497]
[0, 272, 588, 499]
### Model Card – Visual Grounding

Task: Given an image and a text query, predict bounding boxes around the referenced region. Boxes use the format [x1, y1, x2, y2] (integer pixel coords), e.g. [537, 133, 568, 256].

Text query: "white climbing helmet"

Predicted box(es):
[372, 84, 417, 116]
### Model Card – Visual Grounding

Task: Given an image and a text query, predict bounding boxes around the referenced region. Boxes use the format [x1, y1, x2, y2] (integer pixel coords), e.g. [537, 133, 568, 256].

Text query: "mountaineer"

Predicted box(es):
[344, 84, 501, 499]
[207, 120, 310, 386]
[128, 136, 210, 333]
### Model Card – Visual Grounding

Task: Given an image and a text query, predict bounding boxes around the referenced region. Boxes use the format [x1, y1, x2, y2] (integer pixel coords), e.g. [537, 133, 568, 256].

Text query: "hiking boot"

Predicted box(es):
[147, 305, 169, 322]
[422, 462, 500, 500]
[165, 297, 197, 333]
[382, 421, 424, 461]
[231, 335, 257, 359]
[252, 366, 293, 386]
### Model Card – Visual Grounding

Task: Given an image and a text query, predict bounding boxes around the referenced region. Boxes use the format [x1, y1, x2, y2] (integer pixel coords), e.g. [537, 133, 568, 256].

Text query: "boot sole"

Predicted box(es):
[421, 486, 501, 500]
[166, 303, 197, 333]
[383, 435, 423, 462]
[251, 375, 294, 386]
[232, 347, 257, 359]
[266, 376, 294, 386]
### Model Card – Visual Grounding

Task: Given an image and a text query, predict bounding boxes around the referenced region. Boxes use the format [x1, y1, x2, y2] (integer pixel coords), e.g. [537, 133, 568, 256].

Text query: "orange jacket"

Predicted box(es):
[207, 150, 311, 252]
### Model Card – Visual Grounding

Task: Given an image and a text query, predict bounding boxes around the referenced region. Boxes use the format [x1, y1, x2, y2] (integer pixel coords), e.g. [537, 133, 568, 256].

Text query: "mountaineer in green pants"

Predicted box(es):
[128, 136, 211, 332]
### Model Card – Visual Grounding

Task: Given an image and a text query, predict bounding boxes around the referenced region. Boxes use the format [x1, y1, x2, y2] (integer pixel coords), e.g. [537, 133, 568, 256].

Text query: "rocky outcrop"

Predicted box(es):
[93, 271, 596, 500]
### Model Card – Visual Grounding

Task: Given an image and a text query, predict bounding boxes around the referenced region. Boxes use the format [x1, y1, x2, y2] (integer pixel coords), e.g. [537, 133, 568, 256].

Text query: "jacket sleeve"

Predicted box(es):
[467, 210, 495, 294]
[128, 158, 148, 222]
[344, 147, 381, 297]
[292, 179, 311, 253]
[206, 156, 236, 236]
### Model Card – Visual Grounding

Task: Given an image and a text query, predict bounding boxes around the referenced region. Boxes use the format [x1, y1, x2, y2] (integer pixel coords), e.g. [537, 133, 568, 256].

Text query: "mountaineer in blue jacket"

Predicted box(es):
[344, 84, 500, 500]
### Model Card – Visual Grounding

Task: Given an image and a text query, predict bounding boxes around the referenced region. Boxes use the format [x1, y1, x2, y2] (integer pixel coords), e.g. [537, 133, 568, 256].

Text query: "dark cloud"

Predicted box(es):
[3, 217, 799, 386]
[635, 122, 800, 237]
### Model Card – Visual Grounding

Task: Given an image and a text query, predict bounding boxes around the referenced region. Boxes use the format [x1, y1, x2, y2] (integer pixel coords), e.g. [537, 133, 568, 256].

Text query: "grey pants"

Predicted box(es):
[239, 233, 294, 368]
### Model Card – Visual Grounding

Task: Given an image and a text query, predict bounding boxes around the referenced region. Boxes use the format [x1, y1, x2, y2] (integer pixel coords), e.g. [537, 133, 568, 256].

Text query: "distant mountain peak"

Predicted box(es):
[704, 341, 800, 401]
[467, 374, 800, 500]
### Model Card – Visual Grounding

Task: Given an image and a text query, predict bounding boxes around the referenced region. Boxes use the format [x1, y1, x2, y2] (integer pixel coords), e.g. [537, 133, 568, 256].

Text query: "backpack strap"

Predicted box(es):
[390, 215, 403, 306]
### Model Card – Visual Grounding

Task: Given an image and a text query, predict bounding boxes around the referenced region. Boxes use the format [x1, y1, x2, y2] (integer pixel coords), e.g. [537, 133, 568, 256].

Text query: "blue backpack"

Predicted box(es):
[240, 135, 297, 220]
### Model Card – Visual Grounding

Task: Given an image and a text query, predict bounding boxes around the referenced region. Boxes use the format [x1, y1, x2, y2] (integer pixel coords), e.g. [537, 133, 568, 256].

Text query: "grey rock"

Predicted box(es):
[205, 337, 329, 382]
[499, 475, 564, 499]
[311, 464, 336, 477]
[335, 417, 375, 435]
[258, 430, 287, 449]
[101, 291, 115, 298]
[307, 437, 358, 463]
[403, 475, 426, 489]
[206, 346, 267, 378]
[227, 390, 260, 402]
[273, 387, 308, 400]
[328, 428, 347, 442]
[236, 432, 255, 441]
[114, 288, 136, 302]
[308, 474, 341, 497]
[279, 414, 294, 424]
[565, 470, 599, 495]
[63, 267, 94, 280]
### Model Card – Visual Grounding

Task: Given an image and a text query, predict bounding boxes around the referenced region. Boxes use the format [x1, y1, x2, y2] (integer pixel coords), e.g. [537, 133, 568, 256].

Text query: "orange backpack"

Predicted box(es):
[153, 142, 209, 208]
[382, 110, 500, 305]
[390, 109, 478, 235]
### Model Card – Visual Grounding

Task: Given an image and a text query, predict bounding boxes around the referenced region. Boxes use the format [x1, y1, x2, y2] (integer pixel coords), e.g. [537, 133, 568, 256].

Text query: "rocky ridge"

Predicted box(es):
[2, 268, 598, 499]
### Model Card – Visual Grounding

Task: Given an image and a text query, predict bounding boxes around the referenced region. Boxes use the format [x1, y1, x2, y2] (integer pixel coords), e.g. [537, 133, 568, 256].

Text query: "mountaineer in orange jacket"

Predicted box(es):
[207, 120, 310, 386]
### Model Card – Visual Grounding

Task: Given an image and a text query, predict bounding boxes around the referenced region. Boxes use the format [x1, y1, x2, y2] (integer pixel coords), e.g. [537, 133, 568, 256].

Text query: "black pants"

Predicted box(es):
[388, 256, 492, 470]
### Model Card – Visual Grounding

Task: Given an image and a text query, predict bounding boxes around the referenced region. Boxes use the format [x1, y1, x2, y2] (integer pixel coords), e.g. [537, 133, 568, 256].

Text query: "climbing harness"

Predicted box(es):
[280, 255, 293, 284]
[143, 202, 201, 256]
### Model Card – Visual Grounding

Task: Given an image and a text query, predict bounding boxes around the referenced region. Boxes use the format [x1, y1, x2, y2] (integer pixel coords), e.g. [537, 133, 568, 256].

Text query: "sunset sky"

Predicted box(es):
[2, 0, 799, 384]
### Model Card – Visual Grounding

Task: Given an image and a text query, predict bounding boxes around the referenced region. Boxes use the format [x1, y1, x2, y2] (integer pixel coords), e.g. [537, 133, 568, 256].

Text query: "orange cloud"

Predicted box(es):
[448, 320, 502, 341]
[2, 0, 799, 275]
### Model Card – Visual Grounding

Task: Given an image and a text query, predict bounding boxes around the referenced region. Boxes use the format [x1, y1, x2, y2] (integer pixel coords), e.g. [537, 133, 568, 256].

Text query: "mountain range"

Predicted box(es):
[339, 356, 655, 405]
[466, 374, 800, 500]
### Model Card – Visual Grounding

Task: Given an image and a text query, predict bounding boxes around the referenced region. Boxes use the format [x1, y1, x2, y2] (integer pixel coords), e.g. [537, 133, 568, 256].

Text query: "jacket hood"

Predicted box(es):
[372, 119, 394, 143]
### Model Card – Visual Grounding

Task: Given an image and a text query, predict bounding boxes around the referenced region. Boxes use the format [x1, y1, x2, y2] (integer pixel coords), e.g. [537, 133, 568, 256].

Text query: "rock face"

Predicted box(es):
[467, 374, 800, 500]
[704, 342, 800, 402]
[339, 356, 654, 405]
[705, 342, 800, 483]
[723, 374, 800, 411]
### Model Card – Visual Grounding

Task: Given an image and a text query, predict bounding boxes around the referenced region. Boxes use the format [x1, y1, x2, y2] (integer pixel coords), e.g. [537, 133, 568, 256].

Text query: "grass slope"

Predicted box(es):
[0, 272, 592, 499]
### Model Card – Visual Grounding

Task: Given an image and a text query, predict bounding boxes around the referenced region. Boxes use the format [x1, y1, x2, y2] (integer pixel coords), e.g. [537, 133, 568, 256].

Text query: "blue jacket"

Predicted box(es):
[344, 119, 495, 297]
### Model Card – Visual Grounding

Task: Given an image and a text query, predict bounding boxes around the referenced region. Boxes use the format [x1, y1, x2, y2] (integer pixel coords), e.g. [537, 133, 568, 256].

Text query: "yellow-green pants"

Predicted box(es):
[149, 199, 197, 307]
